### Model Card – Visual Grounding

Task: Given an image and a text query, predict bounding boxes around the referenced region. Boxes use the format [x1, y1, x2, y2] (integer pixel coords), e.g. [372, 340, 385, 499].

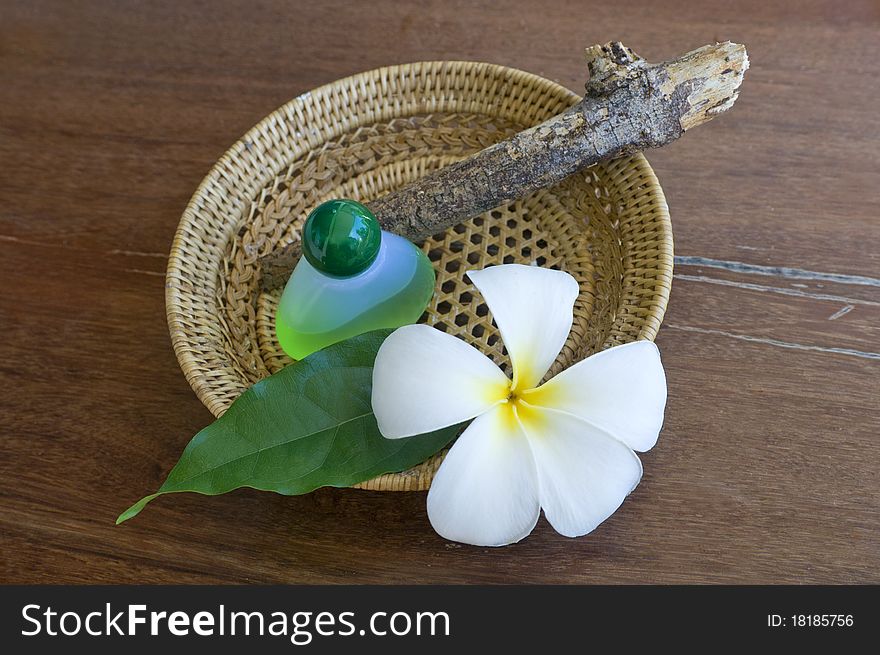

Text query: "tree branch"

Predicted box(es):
[260, 41, 748, 290]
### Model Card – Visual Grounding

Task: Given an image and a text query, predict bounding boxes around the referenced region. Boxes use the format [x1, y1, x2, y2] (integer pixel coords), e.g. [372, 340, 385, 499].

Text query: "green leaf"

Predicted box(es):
[118, 329, 459, 524]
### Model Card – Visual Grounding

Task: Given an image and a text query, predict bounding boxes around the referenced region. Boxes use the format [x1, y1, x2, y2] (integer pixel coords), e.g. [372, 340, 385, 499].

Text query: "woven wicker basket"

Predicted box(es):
[167, 61, 673, 491]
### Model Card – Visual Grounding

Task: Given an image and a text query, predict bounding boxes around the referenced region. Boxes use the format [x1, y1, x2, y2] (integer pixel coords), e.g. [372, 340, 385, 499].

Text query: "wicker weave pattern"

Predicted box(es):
[167, 62, 673, 492]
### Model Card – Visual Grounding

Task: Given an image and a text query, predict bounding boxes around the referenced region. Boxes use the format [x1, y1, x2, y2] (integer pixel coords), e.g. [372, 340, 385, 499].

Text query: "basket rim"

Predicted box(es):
[166, 60, 672, 419]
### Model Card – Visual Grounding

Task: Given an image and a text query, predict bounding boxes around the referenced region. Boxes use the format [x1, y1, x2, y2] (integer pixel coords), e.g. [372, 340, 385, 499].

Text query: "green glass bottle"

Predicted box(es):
[275, 199, 436, 360]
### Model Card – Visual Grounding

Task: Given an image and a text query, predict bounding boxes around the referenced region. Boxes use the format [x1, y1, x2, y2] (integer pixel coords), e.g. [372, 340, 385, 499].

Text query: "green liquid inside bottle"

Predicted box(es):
[275, 200, 435, 360]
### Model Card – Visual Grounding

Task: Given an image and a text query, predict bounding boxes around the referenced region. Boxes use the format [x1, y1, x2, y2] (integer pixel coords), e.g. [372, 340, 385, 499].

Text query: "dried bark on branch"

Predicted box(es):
[261, 41, 748, 290]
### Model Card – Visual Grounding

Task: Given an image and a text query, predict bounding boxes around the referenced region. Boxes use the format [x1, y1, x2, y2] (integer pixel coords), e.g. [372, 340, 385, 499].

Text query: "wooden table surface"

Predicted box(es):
[2, 0, 878, 584]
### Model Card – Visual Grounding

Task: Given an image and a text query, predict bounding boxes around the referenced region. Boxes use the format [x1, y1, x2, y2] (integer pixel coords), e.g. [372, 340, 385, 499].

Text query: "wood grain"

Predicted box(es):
[1, 0, 877, 584]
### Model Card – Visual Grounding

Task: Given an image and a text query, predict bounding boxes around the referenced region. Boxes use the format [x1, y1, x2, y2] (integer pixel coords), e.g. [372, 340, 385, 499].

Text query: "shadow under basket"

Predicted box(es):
[166, 61, 673, 492]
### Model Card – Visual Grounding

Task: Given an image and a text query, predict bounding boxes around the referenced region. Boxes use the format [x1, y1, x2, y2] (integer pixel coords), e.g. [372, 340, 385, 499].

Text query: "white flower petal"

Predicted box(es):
[516, 403, 643, 538]
[427, 404, 540, 546]
[467, 264, 580, 391]
[523, 340, 666, 452]
[372, 324, 509, 438]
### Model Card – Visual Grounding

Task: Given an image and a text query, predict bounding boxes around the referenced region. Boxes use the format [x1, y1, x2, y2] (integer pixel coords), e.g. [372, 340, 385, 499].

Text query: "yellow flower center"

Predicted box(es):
[488, 368, 562, 436]
[496, 376, 542, 432]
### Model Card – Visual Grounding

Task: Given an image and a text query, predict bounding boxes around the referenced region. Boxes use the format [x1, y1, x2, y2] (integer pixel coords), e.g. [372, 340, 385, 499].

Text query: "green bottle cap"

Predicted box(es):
[301, 199, 382, 278]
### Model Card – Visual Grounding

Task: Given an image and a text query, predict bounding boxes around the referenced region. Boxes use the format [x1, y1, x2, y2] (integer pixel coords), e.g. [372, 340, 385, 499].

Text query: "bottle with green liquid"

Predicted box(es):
[275, 199, 436, 360]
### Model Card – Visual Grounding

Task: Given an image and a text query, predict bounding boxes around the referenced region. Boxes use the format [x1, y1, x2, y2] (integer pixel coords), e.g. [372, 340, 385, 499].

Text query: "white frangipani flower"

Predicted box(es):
[371, 264, 667, 546]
